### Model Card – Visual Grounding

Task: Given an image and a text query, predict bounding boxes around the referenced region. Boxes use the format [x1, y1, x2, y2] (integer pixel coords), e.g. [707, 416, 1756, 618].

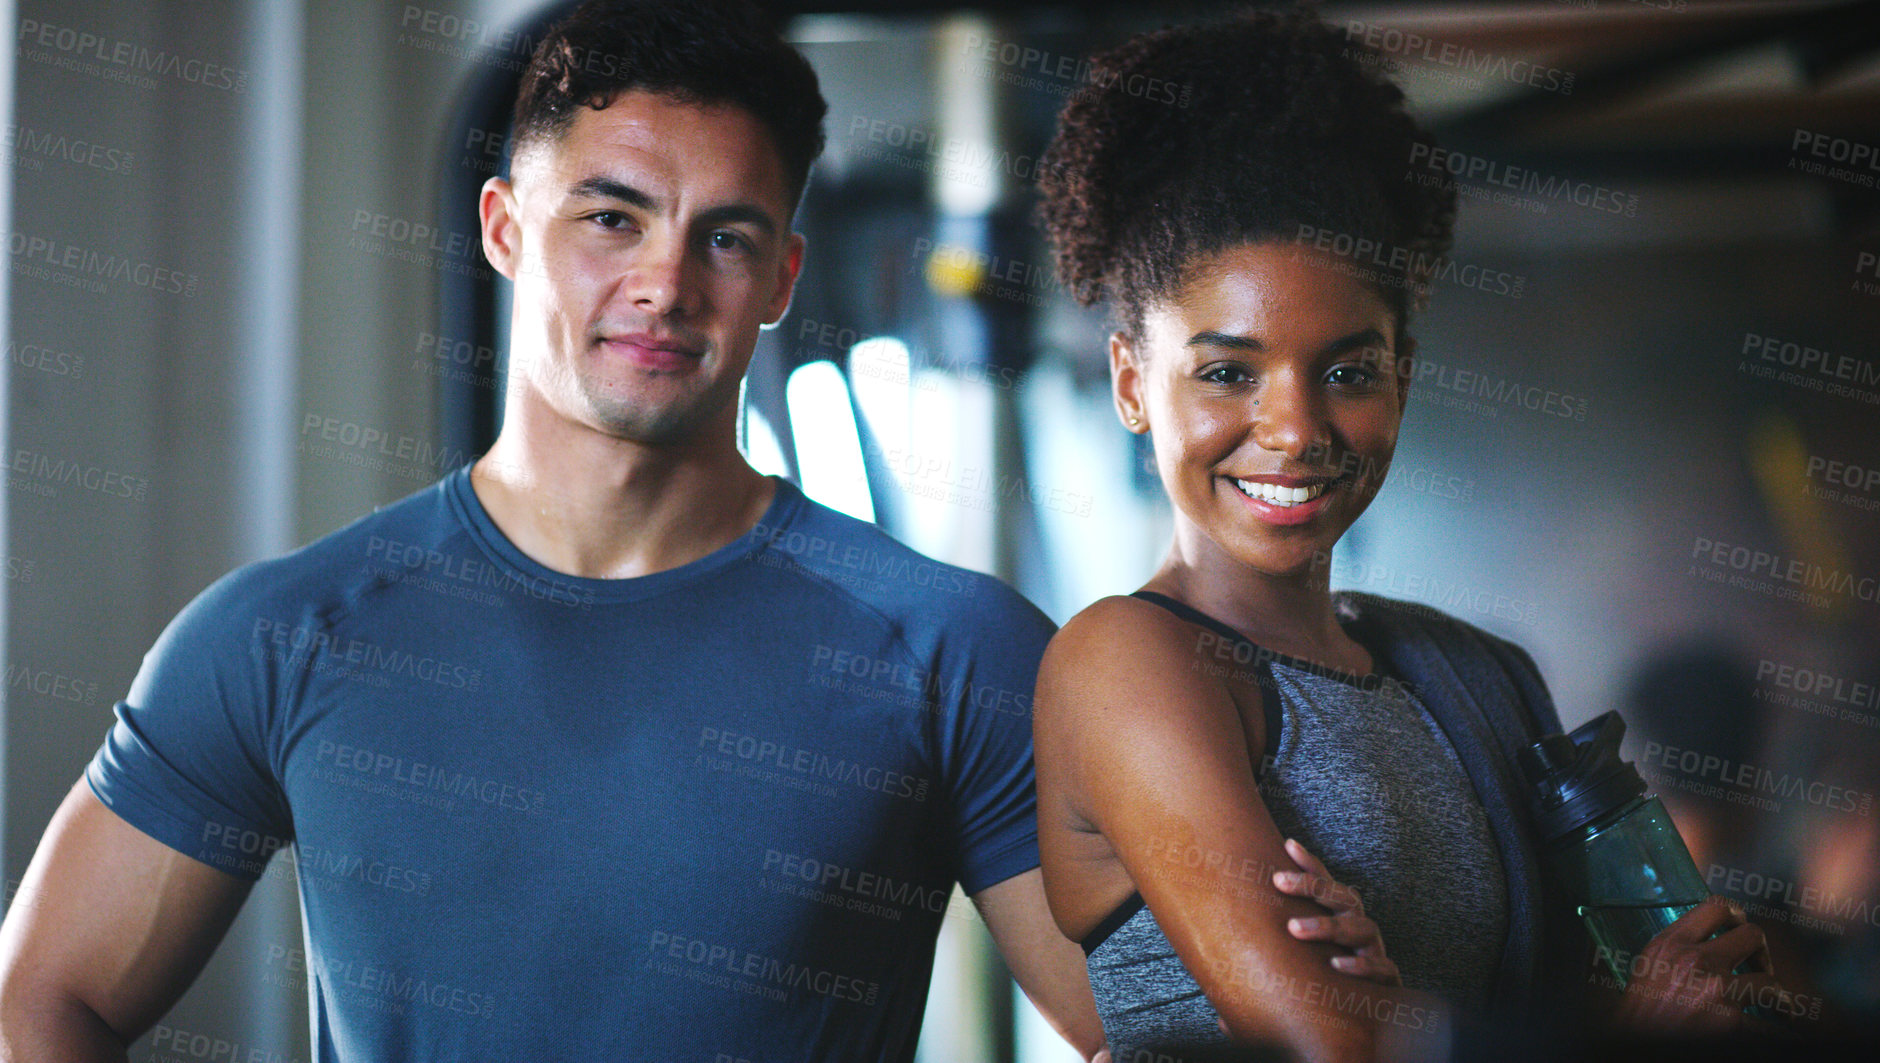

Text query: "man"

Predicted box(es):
[0, 2, 1103, 1059]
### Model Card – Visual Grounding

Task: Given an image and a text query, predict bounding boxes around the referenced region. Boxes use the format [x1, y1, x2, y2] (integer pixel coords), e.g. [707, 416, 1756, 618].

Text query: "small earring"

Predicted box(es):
[1127, 416, 1141, 427]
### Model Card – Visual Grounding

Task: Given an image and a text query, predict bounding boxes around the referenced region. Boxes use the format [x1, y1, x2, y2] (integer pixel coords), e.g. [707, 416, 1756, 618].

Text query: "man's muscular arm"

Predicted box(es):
[0, 781, 251, 1063]
[973, 868, 1108, 1062]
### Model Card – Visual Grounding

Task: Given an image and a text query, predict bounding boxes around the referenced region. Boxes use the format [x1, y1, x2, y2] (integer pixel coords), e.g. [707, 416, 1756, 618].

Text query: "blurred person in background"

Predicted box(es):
[1030, 9, 1786, 1061]
[1626, 642, 1880, 1035]
[1623, 642, 1766, 872]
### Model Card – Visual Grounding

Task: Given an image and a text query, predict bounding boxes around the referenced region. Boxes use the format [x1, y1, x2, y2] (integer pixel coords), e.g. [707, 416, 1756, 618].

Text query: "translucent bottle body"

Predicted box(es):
[1542, 794, 1708, 985]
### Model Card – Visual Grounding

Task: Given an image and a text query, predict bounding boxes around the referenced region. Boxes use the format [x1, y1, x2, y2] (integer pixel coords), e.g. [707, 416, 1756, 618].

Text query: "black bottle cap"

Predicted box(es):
[1519, 711, 1648, 843]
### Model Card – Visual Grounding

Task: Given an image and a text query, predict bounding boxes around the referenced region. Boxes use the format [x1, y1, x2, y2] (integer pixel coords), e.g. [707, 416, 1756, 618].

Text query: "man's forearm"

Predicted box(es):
[1012, 934, 1107, 1060]
[971, 868, 1107, 1059]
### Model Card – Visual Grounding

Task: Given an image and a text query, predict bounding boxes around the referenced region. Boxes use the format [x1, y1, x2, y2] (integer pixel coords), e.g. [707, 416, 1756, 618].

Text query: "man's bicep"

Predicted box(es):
[0, 780, 252, 1050]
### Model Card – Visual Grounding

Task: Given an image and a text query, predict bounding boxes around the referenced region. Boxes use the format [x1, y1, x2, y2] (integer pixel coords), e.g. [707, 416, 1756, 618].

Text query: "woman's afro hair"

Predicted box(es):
[1037, 6, 1456, 337]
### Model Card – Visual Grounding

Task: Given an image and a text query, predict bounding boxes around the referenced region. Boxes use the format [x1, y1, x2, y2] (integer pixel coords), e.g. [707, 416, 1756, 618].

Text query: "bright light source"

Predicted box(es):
[740, 400, 791, 480]
[786, 360, 875, 522]
[848, 336, 913, 465]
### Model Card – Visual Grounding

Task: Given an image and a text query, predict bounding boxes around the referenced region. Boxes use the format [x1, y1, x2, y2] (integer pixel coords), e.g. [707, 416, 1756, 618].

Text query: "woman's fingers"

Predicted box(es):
[1272, 861, 1361, 914]
[1284, 837, 1330, 878]
[1658, 894, 1744, 946]
[1281, 839, 1358, 907]
[1637, 905, 1769, 983]
[1701, 920, 1769, 968]
[1711, 917, 1774, 975]
[1275, 839, 1399, 985]
[1615, 895, 1786, 1034]
[1289, 911, 1386, 954]
[1330, 953, 1402, 986]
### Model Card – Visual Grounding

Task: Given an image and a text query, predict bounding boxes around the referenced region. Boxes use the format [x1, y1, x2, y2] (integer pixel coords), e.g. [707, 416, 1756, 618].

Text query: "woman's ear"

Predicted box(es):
[1111, 331, 1148, 432]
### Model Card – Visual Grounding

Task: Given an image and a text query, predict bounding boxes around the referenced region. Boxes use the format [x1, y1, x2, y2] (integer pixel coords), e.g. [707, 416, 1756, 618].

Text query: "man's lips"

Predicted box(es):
[601, 333, 704, 371]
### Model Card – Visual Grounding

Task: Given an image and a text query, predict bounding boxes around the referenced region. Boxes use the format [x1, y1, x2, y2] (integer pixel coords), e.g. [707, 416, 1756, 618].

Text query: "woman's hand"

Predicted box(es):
[1272, 837, 1401, 986]
[1611, 894, 1777, 1034]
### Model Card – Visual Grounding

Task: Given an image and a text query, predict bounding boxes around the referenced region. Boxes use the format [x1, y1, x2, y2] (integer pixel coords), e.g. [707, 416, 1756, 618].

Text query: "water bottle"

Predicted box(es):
[1519, 711, 1708, 985]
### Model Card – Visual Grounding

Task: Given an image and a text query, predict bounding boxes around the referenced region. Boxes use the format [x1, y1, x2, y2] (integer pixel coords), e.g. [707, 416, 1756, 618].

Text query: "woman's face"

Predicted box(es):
[1113, 240, 1410, 578]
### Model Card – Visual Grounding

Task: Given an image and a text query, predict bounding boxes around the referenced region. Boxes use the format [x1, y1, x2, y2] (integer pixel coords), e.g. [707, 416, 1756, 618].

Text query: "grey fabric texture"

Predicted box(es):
[1339, 592, 1576, 1013]
[1261, 665, 1509, 1004]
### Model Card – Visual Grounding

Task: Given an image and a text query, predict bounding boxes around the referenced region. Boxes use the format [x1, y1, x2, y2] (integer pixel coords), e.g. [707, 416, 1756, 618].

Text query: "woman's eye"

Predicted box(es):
[1201, 365, 1250, 385]
[1328, 364, 1379, 388]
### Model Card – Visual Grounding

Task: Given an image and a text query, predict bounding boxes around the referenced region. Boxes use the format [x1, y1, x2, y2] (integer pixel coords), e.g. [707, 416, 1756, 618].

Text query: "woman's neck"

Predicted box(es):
[1146, 540, 1372, 675]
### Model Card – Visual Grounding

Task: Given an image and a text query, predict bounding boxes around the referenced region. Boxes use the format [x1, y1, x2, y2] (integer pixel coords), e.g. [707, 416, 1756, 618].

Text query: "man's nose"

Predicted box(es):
[625, 232, 691, 316]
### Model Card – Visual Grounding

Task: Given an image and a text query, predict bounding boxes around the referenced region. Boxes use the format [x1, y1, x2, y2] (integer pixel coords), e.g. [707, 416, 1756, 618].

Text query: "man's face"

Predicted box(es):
[481, 90, 803, 446]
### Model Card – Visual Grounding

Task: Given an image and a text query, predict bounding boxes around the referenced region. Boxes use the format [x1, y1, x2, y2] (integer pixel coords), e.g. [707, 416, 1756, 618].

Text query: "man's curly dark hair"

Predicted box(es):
[1037, 7, 1456, 341]
[512, 0, 827, 208]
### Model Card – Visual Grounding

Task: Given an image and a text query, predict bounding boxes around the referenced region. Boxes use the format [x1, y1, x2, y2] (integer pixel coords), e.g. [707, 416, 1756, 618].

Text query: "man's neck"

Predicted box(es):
[470, 401, 775, 581]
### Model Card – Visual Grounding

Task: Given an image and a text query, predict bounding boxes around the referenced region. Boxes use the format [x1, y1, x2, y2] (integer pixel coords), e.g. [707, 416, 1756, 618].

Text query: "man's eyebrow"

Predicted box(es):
[697, 204, 777, 237]
[569, 175, 655, 210]
[566, 176, 778, 237]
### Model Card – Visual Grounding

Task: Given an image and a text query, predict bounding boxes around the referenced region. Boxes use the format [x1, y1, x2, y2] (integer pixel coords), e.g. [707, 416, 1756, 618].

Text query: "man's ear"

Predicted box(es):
[762, 232, 806, 328]
[1395, 334, 1416, 416]
[1111, 331, 1147, 433]
[479, 176, 522, 281]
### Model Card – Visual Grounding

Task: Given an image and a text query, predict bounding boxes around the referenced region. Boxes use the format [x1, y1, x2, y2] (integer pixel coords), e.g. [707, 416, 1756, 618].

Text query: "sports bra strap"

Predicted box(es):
[1079, 891, 1146, 956]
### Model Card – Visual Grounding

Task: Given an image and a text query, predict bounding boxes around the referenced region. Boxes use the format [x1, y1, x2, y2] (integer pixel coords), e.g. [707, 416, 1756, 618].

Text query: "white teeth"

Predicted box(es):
[1233, 479, 1328, 507]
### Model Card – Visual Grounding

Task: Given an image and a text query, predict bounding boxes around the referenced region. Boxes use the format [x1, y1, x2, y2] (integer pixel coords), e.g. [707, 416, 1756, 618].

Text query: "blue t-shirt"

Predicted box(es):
[87, 468, 1052, 1061]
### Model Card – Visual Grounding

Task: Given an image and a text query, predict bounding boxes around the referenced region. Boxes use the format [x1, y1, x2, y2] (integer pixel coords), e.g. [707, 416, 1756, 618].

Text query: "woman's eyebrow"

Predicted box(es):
[1185, 331, 1263, 351]
[1184, 327, 1390, 353]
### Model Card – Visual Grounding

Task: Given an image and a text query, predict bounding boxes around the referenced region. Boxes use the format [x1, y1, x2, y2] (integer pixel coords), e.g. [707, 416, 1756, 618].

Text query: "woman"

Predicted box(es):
[1031, 11, 1775, 1061]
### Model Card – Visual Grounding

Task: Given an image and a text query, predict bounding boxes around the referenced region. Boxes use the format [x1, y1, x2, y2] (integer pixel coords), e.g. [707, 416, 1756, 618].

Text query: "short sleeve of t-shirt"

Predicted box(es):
[88, 480, 1057, 900]
[87, 561, 296, 879]
[752, 495, 1055, 898]
[926, 581, 1053, 895]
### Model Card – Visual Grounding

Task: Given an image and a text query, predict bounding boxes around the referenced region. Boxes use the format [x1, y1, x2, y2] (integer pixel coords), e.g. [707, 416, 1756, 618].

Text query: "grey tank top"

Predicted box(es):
[1082, 592, 1508, 1060]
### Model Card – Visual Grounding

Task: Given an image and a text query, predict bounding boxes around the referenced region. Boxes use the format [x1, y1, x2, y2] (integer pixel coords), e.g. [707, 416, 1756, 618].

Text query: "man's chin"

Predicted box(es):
[583, 396, 720, 448]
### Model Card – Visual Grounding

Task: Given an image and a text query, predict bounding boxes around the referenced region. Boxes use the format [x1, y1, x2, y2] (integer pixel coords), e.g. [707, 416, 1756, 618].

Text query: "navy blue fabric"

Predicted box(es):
[87, 468, 1052, 1061]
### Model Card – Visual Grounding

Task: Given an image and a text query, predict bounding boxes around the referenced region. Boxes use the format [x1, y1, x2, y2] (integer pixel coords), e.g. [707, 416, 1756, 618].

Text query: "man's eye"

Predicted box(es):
[590, 211, 630, 230]
[707, 230, 749, 252]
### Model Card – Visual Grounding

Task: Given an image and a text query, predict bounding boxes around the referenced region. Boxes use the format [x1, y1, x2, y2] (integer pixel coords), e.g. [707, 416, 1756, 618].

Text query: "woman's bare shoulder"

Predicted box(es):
[1045, 593, 1203, 668]
[1037, 593, 1250, 739]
